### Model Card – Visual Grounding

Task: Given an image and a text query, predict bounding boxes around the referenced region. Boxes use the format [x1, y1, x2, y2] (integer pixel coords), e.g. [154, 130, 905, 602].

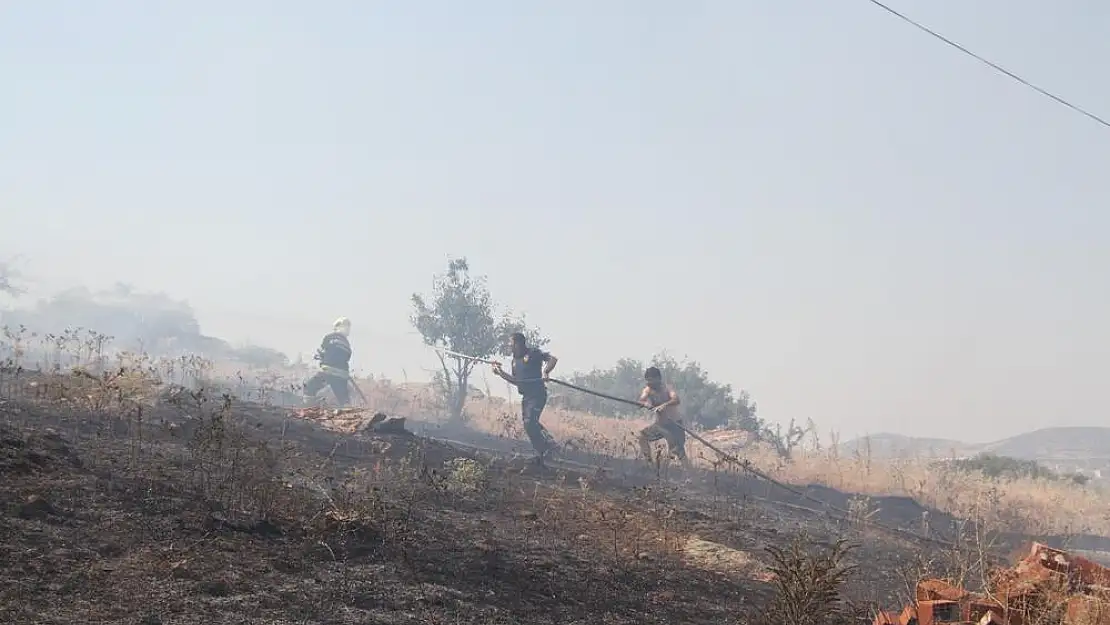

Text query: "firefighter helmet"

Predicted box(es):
[333, 317, 351, 336]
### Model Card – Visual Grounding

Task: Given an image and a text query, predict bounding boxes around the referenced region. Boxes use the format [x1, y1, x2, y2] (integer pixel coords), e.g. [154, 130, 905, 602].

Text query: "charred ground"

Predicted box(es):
[0, 376, 1068, 624]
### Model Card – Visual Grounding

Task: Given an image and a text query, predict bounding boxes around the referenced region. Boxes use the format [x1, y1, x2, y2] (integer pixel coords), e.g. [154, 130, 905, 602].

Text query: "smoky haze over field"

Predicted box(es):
[0, 282, 292, 370]
[2, 2, 1109, 443]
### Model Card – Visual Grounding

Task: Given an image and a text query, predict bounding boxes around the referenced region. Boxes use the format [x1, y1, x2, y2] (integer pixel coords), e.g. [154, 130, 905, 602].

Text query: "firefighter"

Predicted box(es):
[637, 366, 690, 467]
[303, 317, 353, 407]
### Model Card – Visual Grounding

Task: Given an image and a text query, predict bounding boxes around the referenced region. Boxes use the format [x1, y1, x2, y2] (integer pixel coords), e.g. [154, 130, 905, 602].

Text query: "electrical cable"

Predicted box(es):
[865, 0, 1110, 130]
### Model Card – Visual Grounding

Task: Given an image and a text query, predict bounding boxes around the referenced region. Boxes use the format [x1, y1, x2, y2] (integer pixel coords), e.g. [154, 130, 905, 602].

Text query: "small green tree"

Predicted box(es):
[411, 258, 546, 421]
[947, 452, 1089, 484]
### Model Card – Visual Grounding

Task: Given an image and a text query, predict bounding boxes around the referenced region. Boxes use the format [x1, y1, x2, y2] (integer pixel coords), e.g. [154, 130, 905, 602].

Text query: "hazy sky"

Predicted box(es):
[2, 1, 1108, 442]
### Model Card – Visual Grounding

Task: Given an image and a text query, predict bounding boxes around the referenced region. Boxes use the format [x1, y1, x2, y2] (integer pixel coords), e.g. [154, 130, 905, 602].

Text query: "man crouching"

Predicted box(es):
[637, 366, 690, 467]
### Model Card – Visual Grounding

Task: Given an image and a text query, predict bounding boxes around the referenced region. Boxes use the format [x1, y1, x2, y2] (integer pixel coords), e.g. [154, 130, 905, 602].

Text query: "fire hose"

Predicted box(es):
[435, 347, 831, 497]
[432, 345, 958, 548]
[436, 346, 780, 469]
[348, 378, 369, 406]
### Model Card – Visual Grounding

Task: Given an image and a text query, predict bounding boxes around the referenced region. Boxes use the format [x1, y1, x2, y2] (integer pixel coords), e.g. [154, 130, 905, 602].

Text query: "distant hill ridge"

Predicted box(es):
[840, 426, 1110, 462]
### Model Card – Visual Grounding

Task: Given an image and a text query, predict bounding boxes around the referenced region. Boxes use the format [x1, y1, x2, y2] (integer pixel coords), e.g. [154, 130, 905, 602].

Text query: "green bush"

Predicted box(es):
[948, 453, 1089, 485]
[555, 353, 760, 431]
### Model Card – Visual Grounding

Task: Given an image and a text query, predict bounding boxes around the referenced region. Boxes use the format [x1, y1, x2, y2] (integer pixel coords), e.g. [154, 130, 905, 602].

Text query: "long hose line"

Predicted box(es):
[435, 347, 955, 546]
[509, 374, 789, 485]
[498, 372, 956, 547]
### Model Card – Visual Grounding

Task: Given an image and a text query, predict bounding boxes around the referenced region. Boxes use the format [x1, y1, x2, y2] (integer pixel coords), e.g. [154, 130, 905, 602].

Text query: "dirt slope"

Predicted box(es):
[0, 392, 972, 623]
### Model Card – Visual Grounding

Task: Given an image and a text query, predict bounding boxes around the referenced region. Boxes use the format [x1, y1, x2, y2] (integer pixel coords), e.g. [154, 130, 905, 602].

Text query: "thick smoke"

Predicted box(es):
[0, 282, 288, 368]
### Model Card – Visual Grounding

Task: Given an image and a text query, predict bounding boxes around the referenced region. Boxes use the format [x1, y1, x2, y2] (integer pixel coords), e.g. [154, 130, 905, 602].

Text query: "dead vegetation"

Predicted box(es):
[2, 391, 767, 623]
[332, 374, 1110, 539]
[2, 326, 1109, 623]
[0, 331, 800, 622]
[753, 537, 860, 625]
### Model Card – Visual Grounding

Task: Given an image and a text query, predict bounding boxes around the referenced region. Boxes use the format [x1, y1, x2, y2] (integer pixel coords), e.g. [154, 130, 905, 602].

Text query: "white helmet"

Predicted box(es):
[333, 317, 351, 336]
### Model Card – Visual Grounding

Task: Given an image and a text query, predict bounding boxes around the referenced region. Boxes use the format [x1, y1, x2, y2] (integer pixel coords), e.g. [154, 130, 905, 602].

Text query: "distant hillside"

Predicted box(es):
[840, 426, 1110, 481]
[836, 432, 977, 459]
[982, 427, 1110, 461]
[842, 427, 1110, 461]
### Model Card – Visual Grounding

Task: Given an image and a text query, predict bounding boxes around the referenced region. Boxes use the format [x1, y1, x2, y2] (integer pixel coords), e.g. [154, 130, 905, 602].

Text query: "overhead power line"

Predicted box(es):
[865, 0, 1110, 130]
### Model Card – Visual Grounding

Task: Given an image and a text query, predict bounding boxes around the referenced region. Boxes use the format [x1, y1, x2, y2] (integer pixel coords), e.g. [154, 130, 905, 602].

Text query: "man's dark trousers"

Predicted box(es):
[304, 371, 351, 406]
[521, 391, 553, 455]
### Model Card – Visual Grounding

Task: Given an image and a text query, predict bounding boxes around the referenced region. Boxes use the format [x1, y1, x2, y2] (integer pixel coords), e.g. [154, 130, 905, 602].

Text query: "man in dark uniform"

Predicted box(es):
[303, 317, 353, 407]
[491, 332, 558, 465]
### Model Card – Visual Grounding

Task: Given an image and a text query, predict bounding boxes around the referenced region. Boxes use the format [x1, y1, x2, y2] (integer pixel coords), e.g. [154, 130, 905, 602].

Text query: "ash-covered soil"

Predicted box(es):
[0, 390, 955, 624]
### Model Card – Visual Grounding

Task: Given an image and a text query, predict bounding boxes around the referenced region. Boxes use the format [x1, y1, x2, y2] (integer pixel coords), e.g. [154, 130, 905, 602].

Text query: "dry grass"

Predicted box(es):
[0, 328, 855, 622]
[4, 326, 1109, 538]
[771, 448, 1110, 537]
[338, 377, 1110, 538]
[1, 380, 776, 622]
[3, 326, 1110, 622]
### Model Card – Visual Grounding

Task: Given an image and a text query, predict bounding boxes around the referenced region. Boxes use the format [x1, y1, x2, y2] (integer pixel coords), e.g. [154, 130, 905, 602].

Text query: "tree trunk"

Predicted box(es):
[448, 367, 470, 422]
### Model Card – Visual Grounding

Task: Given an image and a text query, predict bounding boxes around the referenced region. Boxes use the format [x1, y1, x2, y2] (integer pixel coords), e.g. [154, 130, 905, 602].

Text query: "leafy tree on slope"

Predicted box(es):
[411, 257, 546, 421]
